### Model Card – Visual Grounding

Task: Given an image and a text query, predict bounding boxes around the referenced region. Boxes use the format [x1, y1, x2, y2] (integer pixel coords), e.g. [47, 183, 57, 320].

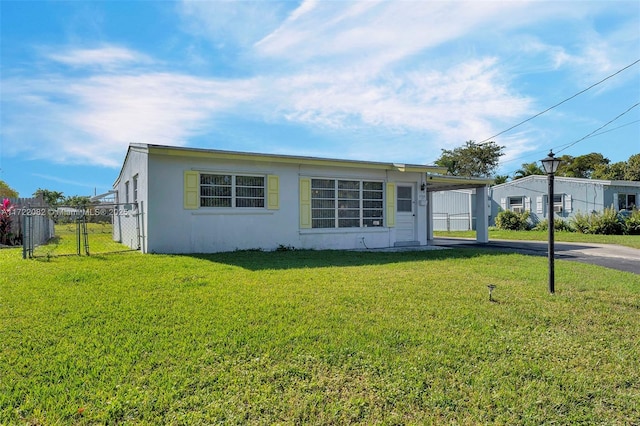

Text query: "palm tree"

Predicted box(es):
[513, 162, 544, 179]
[493, 175, 509, 185]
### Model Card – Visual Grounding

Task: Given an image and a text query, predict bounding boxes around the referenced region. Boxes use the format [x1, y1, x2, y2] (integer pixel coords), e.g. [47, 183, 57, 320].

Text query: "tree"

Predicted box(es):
[556, 152, 609, 179]
[33, 188, 64, 206]
[513, 162, 544, 179]
[435, 140, 505, 178]
[64, 195, 92, 207]
[592, 161, 626, 180]
[0, 180, 19, 198]
[493, 175, 509, 185]
[625, 153, 640, 181]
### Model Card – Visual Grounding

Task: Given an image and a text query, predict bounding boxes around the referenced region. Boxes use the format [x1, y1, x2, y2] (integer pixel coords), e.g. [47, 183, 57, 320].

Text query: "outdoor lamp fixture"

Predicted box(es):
[487, 284, 496, 302]
[541, 151, 562, 294]
[420, 182, 426, 191]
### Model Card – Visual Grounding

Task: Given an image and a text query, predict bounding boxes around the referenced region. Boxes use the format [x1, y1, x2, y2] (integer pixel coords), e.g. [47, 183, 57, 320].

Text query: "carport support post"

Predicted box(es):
[475, 185, 489, 243]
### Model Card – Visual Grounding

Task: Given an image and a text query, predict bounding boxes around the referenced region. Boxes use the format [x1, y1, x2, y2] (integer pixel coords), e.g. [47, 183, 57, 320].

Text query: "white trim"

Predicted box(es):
[191, 210, 275, 216]
[491, 174, 640, 190]
[564, 194, 572, 212]
[299, 227, 388, 235]
[536, 196, 543, 214]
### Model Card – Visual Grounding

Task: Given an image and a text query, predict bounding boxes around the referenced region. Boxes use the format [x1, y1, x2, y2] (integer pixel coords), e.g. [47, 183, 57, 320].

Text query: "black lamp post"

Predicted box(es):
[541, 151, 562, 294]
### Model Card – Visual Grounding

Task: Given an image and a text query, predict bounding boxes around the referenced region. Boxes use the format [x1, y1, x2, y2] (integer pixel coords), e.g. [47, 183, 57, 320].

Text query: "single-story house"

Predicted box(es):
[112, 143, 492, 254]
[489, 175, 640, 225]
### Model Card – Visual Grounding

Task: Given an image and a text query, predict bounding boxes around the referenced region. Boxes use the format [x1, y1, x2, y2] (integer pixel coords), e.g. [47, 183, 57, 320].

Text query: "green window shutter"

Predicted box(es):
[386, 182, 396, 227]
[184, 171, 199, 210]
[267, 175, 280, 210]
[300, 178, 312, 229]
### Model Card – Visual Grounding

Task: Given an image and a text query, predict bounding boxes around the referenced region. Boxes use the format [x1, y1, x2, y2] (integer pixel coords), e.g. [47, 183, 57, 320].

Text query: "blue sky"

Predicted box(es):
[1, 0, 639, 198]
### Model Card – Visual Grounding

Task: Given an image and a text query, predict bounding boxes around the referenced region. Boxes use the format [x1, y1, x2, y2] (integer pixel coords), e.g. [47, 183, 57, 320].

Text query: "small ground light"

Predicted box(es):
[487, 284, 496, 302]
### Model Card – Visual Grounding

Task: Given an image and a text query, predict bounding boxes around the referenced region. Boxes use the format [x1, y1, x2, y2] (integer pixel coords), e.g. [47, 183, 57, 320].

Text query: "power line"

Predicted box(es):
[555, 102, 640, 154]
[497, 107, 639, 178]
[478, 58, 640, 144]
[499, 119, 640, 167]
[578, 119, 640, 139]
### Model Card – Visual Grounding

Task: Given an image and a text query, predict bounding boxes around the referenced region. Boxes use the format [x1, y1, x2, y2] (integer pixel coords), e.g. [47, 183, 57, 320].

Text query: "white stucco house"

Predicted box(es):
[112, 143, 492, 254]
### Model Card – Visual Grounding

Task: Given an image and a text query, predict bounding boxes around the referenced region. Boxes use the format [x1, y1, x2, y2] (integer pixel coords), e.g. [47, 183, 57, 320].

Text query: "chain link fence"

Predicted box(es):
[22, 203, 141, 258]
[433, 212, 473, 232]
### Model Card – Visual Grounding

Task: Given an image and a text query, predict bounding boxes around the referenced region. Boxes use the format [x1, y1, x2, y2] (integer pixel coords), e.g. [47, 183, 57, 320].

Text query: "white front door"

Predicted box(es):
[396, 184, 417, 243]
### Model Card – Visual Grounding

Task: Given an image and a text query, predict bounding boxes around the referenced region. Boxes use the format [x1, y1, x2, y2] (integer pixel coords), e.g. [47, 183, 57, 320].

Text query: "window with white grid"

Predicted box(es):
[200, 174, 265, 208]
[311, 179, 383, 228]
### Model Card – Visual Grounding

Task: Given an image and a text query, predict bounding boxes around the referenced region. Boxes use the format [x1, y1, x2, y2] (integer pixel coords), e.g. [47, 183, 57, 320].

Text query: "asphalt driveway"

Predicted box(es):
[433, 238, 640, 275]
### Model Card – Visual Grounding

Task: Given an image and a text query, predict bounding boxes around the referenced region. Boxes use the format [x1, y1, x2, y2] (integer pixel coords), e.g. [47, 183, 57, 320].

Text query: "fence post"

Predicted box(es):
[76, 218, 81, 256]
[22, 213, 27, 259]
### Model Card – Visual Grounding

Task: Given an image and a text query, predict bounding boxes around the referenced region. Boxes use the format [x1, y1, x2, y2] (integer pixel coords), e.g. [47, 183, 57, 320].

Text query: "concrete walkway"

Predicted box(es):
[433, 237, 640, 275]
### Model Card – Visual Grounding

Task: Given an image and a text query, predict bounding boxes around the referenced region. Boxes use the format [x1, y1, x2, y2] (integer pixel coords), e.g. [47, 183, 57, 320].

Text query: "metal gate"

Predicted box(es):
[23, 203, 141, 258]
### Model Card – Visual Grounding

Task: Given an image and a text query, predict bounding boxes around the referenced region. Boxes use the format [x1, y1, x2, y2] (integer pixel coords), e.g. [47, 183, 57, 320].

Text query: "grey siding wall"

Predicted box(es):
[605, 185, 640, 211]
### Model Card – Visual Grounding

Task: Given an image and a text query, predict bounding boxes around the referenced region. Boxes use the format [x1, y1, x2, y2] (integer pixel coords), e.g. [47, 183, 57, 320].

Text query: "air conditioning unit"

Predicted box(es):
[512, 207, 523, 213]
[553, 205, 563, 213]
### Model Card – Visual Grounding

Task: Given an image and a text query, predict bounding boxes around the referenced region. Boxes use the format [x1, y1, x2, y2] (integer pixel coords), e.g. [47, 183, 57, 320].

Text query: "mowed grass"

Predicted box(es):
[1, 242, 639, 424]
[33, 222, 134, 257]
[435, 229, 640, 249]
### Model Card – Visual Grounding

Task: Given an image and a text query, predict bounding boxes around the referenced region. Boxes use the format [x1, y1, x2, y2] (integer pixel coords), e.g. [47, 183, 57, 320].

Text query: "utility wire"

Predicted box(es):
[478, 58, 640, 144]
[497, 107, 639, 178]
[555, 102, 639, 154]
[577, 119, 640, 139]
[499, 119, 640, 167]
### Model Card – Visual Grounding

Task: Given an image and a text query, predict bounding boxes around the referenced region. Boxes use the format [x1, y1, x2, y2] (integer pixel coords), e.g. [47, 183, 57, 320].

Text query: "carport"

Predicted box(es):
[425, 173, 494, 243]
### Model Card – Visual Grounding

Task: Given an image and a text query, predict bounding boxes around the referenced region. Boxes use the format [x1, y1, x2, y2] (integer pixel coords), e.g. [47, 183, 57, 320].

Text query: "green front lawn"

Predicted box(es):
[435, 229, 640, 249]
[1, 242, 639, 424]
[32, 222, 134, 257]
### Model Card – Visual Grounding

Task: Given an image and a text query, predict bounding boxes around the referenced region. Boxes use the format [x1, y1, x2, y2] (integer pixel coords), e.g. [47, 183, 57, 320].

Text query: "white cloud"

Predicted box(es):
[179, 0, 295, 49]
[4, 1, 637, 171]
[2, 71, 261, 167]
[46, 46, 151, 68]
[265, 57, 532, 150]
[255, 1, 541, 71]
[32, 173, 100, 189]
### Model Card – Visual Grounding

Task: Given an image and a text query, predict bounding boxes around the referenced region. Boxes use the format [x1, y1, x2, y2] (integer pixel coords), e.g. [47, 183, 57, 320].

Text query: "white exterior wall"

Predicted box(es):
[475, 186, 489, 243]
[144, 152, 428, 254]
[113, 147, 148, 250]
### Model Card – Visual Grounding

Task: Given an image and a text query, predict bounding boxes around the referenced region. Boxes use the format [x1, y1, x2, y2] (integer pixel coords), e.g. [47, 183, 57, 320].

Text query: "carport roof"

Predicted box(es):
[426, 173, 494, 192]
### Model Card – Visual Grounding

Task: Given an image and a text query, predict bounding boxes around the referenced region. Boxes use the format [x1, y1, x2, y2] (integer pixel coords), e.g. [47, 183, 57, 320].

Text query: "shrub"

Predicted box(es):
[591, 207, 625, 235]
[532, 218, 573, 232]
[571, 208, 625, 235]
[495, 210, 531, 231]
[571, 212, 593, 234]
[0, 198, 16, 245]
[624, 209, 640, 235]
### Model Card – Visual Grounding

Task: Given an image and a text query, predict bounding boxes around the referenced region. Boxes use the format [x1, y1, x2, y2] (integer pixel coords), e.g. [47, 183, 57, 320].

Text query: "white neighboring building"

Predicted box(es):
[113, 143, 492, 254]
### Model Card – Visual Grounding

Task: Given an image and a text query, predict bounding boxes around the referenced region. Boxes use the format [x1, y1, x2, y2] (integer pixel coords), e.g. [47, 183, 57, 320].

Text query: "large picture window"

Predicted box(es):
[311, 179, 383, 228]
[200, 174, 265, 208]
